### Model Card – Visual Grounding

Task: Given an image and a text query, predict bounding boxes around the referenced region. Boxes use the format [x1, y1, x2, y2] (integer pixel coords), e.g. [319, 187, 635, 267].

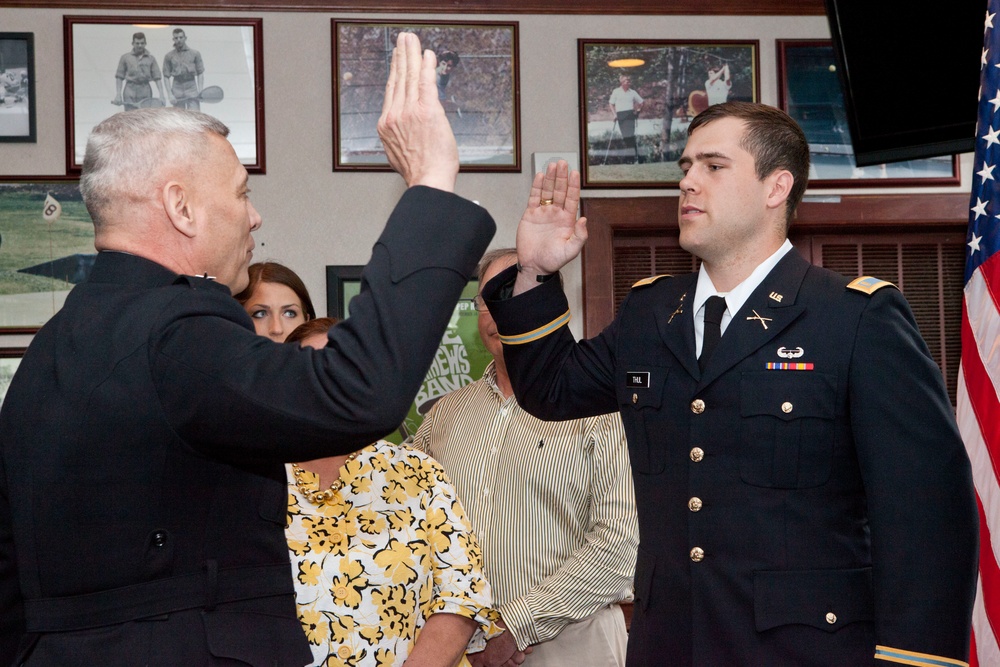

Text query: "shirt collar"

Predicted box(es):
[693, 239, 793, 318]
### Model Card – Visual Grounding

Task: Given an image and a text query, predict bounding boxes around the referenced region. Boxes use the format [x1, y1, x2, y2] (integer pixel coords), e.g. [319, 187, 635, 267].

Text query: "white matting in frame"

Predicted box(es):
[64, 16, 265, 173]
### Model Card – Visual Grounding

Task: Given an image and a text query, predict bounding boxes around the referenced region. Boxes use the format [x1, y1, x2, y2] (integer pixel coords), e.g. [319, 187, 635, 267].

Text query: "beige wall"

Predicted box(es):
[0, 8, 972, 340]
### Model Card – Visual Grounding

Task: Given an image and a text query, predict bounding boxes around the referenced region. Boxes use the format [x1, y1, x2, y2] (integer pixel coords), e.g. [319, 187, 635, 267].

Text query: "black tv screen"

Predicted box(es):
[824, 0, 982, 166]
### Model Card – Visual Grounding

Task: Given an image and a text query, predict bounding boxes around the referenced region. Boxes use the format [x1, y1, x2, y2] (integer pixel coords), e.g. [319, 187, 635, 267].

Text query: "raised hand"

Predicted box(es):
[377, 32, 459, 192]
[513, 159, 588, 294]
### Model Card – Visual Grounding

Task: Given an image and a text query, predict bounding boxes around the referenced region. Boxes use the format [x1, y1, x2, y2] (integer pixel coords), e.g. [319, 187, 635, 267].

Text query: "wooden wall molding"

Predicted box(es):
[580, 192, 970, 335]
[8, 0, 825, 15]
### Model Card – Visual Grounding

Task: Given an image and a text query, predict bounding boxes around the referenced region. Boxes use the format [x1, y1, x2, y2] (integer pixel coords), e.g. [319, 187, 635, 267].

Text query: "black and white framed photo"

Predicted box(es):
[63, 16, 265, 173]
[333, 20, 520, 172]
[578, 39, 759, 188]
[0, 33, 36, 143]
[776, 39, 959, 187]
[0, 347, 26, 411]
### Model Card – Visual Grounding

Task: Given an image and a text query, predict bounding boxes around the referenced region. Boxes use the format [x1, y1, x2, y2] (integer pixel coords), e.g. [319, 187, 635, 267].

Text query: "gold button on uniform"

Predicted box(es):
[690, 447, 704, 462]
[690, 547, 704, 562]
[781, 401, 793, 413]
[338, 646, 352, 659]
[688, 497, 703, 512]
[691, 399, 705, 414]
[632, 393, 638, 404]
[334, 586, 348, 600]
[825, 612, 837, 625]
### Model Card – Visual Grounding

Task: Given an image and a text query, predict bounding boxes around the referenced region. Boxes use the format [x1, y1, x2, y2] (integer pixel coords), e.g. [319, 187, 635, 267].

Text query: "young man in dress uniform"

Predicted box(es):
[482, 101, 977, 667]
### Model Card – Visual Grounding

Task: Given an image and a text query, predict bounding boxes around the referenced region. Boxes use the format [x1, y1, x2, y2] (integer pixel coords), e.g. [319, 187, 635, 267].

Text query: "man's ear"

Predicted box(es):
[765, 170, 794, 211]
[163, 180, 197, 239]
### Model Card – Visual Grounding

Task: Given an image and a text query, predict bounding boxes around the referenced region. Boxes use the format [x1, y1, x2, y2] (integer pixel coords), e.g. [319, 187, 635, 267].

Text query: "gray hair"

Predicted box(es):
[80, 108, 229, 227]
[476, 247, 562, 287]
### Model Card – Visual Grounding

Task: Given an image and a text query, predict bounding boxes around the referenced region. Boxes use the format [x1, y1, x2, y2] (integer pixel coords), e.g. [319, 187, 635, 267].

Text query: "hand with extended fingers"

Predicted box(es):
[513, 159, 588, 296]
[377, 32, 459, 192]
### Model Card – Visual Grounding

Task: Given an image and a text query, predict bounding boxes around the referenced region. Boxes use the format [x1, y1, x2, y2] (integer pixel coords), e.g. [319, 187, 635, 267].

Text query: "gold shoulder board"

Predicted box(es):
[632, 274, 672, 289]
[846, 276, 897, 295]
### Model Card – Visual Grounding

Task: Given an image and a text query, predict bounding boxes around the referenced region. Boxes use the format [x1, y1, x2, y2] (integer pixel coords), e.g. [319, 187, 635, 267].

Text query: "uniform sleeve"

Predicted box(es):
[0, 451, 23, 666]
[849, 288, 977, 666]
[152, 187, 494, 465]
[483, 264, 620, 422]
[498, 413, 638, 649]
[115, 55, 128, 80]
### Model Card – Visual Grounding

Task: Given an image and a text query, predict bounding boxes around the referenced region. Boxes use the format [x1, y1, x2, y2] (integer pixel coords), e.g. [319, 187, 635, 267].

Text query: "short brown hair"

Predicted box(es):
[285, 317, 340, 346]
[688, 101, 810, 229]
[233, 261, 317, 320]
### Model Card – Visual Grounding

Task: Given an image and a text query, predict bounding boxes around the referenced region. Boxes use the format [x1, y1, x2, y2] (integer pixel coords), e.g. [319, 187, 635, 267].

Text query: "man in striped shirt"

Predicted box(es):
[414, 248, 639, 667]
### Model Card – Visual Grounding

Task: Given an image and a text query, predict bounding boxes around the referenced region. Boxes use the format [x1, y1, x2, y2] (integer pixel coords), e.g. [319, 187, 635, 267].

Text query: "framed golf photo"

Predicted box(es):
[0, 180, 94, 333]
[333, 20, 520, 172]
[63, 16, 265, 174]
[578, 39, 759, 188]
[0, 33, 36, 143]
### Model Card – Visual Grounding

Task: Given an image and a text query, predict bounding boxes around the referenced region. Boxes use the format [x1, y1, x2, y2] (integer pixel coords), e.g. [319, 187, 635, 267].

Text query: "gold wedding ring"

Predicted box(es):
[539, 198, 554, 206]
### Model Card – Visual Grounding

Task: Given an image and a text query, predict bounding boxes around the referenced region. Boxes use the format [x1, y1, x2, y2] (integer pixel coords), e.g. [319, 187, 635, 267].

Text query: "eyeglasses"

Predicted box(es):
[465, 295, 488, 312]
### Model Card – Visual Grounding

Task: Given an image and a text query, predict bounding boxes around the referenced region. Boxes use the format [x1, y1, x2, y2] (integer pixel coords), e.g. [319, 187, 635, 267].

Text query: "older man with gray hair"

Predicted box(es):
[0, 33, 494, 666]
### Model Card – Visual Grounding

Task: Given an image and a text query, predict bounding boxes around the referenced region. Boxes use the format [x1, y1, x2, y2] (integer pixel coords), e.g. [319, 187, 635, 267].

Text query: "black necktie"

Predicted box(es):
[699, 295, 727, 372]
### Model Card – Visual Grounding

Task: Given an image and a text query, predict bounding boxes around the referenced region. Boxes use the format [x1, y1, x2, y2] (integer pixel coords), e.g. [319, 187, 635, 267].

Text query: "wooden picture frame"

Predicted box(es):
[64, 16, 266, 174]
[333, 20, 520, 171]
[0, 33, 36, 143]
[579, 39, 760, 188]
[776, 40, 959, 187]
[0, 180, 94, 333]
[325, 265, 364, 320]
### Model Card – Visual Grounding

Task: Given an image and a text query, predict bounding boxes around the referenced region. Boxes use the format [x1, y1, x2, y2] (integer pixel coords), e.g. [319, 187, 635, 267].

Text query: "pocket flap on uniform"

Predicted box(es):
[740, 372, 837, 421]
[753, 567, 873, 633]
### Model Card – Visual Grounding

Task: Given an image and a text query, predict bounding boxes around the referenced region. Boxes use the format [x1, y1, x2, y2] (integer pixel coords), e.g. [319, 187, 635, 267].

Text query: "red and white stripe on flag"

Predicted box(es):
[962, 4, 1000, 665]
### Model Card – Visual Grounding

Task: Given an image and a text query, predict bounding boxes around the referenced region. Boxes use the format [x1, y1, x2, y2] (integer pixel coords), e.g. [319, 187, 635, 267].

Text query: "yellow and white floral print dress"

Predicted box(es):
[286, 441, 499, 667]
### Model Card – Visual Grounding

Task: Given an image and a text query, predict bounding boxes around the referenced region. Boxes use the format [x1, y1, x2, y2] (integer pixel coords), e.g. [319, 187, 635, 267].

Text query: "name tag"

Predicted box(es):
[625, 371, 650, 388]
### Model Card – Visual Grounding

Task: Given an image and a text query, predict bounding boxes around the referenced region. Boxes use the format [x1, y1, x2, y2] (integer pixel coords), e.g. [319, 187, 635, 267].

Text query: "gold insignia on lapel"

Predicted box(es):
[668, 293, 687, 324]
[769, 291, 783, 302]
[847, 276, 897, 295]
[632, 274, 672, 289]
[746, 310, 772, 330]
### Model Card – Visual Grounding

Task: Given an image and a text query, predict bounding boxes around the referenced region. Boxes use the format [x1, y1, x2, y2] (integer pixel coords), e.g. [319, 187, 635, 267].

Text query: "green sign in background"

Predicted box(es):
[346, 280, 489, 444]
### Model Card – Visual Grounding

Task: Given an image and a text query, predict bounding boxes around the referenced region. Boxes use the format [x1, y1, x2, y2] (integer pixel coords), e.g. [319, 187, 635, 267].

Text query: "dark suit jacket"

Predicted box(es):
[0, 186, 494, 666]
[485, 250, 977, 667]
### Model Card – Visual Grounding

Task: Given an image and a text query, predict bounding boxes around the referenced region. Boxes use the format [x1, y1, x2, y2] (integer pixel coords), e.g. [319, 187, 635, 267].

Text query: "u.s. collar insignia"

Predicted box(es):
[769, 291, 783, 303]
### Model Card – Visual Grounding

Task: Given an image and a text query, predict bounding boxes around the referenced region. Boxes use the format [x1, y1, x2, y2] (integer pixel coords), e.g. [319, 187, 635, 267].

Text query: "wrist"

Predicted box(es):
[516, 262, 556, 283]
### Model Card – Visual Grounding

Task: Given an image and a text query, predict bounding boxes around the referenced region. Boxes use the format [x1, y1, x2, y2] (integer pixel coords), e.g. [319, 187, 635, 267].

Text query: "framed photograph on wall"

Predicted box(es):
[777, 40, 959, 187]
[333, 20, 520, 171]
[0, 348, 26, 410]
[0, 180, 94, 333]
[64, 16, 265, 173]
[579, 39, 759, 188]
[0, 33, 36, 143]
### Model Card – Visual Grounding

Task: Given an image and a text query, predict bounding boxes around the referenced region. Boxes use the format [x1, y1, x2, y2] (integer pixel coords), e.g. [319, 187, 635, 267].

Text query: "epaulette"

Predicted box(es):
[846, 276, 897, 295]
[632, 274, 672, 289]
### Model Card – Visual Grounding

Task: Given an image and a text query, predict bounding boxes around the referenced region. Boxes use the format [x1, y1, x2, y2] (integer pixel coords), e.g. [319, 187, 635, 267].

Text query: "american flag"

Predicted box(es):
[961, 4, 1000, 665]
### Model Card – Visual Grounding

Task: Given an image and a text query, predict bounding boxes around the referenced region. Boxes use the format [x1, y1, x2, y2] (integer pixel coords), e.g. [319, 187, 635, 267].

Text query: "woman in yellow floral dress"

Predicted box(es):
[283, 319, 499, 667]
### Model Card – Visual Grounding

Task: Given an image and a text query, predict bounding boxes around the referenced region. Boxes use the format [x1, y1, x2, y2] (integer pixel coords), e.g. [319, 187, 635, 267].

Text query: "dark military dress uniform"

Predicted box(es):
[0, 187, 495, 666]
[484, 249, 977, 667]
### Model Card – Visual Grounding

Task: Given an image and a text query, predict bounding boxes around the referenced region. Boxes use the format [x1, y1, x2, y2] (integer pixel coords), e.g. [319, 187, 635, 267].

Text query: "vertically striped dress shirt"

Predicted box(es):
[413, 362, 639, 650]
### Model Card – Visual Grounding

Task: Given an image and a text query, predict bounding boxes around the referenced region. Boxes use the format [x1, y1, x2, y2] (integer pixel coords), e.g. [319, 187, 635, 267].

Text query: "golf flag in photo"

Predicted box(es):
[42, 193, 62, 222]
